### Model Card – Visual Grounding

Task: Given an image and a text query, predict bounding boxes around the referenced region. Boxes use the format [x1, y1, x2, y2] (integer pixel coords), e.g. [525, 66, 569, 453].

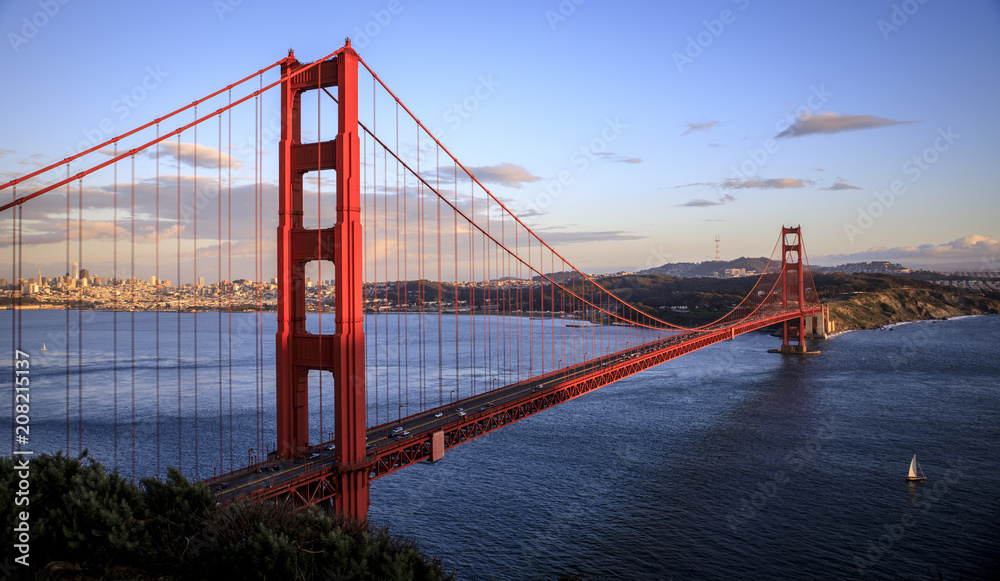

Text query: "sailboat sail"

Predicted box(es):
[908, 455, 919, 479]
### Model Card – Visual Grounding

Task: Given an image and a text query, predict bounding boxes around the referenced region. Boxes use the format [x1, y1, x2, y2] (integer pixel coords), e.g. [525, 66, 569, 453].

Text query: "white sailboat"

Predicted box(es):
[41, 342, 46, 351]
[905, 454, 926, 482]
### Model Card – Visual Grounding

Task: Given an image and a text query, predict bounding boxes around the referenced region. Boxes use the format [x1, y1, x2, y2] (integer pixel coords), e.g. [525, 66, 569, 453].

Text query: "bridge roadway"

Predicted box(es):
[208, 307, 820, 504]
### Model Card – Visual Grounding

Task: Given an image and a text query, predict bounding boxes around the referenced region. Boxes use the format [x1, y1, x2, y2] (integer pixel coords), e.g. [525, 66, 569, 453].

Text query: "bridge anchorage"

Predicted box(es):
[2, 39, 824, 525]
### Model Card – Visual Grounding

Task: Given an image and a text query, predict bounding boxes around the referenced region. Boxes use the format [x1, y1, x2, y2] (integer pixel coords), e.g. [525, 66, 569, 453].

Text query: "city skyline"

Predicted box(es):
[2, 1, 999, 279]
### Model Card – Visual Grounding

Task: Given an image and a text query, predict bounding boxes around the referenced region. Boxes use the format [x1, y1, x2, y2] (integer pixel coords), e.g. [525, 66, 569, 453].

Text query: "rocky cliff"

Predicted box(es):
[826, 288, 1000, 331]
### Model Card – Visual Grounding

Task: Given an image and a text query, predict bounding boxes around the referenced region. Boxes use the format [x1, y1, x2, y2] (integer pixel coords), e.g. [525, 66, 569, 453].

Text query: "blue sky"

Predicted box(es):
[2, 0, 999, 275]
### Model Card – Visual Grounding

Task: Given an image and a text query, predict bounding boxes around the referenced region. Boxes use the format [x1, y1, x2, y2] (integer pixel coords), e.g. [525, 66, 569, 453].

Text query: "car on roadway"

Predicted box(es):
[434, 412, 443, 418]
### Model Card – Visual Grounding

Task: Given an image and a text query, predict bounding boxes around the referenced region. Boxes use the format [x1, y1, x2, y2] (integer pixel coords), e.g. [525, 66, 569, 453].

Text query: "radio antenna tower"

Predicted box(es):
[715, 234, 720, 261]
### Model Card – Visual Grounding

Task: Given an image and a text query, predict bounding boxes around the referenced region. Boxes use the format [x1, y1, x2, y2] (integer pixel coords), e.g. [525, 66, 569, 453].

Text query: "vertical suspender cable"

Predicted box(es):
[401, 108, 409, 416]
[176, 130, 183, 473]
[130, 154, 136, 480]
[373, 83, 380, 423]
[218, 112, 224, 470]
[155, 128, 161, 479]
[417, 128, 423, 409]
[384, 114, 390, 417]
[193, 109, 200, 479]
[227, 90, 234, 470]
[317, 70, 323, 442]
[453, 163, 458, 402]
[253, 87, 261, 456]
[8, 185, 14, 454]
[469, 179, 475, 395]
[112, 154, 118, 471]
[65, 165, 71, 454]
[396, 104, 403, 417]
[436, 147, 442, 407]
[77, 177, 83, 462]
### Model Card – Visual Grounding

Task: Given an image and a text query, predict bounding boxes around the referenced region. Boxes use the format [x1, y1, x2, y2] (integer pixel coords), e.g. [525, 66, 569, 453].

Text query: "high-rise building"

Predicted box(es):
[198, 276, 205, 287]
[150, 275, 158, 285]
[80, 268, 90, 280]
[72, 261, 79, 279]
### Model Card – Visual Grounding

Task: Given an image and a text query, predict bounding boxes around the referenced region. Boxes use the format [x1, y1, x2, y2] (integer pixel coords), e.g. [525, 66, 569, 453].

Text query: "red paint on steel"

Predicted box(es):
[330, 41, 370, 521]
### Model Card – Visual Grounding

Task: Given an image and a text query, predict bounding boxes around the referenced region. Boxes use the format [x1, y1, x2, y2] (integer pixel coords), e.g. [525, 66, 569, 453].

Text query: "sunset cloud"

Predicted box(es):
[533, 228, 645, 245]
[823, 181, 862, 191]
[821, 235, 1000, 263]
[595, 152, 642, 164]
[681, 194, 736, 207]
[681, 120, 720, 136]
[447, 163, 541, 189]
[117, 141, 243, 170]
[776, 112, 915, 139]
[721, 177, 812, 189]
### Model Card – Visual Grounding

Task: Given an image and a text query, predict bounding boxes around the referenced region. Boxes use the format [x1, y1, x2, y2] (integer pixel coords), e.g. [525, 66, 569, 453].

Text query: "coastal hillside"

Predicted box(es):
[593, 272, 1000, 330]
[825, 287, 1000, 330]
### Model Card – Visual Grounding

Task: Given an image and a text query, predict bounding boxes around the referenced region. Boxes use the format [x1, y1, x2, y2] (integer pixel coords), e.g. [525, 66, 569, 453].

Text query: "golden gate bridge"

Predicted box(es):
[2, 40, 824, 522]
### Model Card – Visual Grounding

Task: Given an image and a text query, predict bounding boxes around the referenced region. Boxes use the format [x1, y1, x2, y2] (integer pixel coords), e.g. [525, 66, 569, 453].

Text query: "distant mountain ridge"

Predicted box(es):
[638, 258, 922, 278]
[638, 257, 770, 278]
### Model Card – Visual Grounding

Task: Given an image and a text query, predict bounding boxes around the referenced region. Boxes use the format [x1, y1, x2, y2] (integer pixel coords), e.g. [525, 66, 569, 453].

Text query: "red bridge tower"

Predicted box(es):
[275, 40, 368, 520]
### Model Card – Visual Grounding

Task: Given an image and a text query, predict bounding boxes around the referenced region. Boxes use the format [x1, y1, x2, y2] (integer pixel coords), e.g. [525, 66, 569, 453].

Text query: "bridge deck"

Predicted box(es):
[210, 308, 819, 504]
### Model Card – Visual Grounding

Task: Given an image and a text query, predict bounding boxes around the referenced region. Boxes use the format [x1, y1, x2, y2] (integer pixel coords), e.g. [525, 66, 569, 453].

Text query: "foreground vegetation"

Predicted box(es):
[0, 452, 452, 580]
